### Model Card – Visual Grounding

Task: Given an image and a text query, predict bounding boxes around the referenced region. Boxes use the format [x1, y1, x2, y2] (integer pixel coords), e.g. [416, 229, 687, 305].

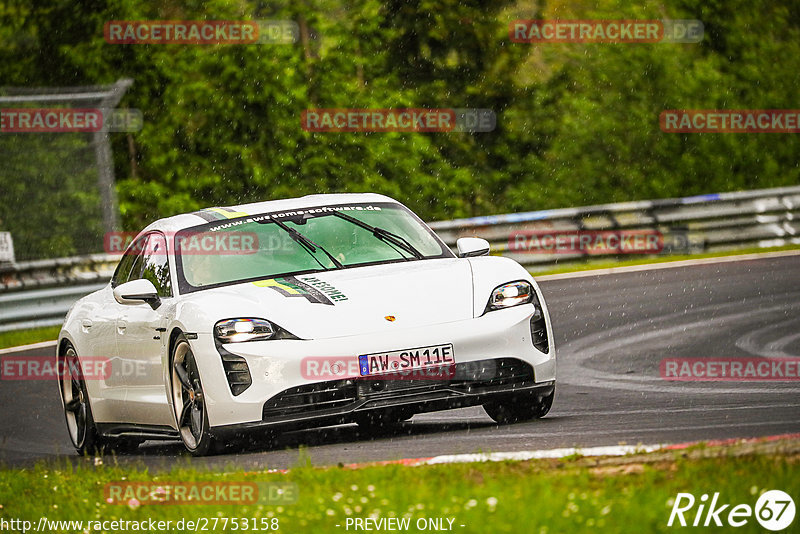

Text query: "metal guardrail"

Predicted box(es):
[0, 283, 107, 332]
[429, 185, 800, 268]
[1, 185, 799, 333]
[0, 254, 117, 333]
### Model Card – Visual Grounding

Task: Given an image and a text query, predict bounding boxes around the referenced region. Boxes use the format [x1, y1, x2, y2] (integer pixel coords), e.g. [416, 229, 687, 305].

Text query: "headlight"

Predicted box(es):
[214, 318, 275, 343]
[485, 281, 534, 312]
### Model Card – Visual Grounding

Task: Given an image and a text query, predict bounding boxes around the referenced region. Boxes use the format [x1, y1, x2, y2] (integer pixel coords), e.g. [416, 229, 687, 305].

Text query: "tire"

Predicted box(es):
[59, 344, 102, 454]
[170, 334, 221, 456]
[483, 387, 555, 425]
[59, 344, 141, 454]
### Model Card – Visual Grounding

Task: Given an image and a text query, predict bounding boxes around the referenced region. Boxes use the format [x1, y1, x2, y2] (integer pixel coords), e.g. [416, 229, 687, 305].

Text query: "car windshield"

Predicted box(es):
[175, 202, 452, 292]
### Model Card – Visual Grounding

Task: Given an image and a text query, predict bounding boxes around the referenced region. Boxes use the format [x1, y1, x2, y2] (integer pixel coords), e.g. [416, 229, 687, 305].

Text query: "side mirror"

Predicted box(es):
[456, 237, 490, 258]
[113, 279, 160, 308]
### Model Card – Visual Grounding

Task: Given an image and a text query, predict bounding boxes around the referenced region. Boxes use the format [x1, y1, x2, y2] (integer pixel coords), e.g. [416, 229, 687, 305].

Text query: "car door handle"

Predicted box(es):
[81, 319, 93, 328]
[117, 320, 128, 334]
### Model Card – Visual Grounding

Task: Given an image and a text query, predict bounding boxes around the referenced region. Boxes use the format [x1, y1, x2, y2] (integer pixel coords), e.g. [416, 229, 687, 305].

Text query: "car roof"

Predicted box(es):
[141, 192, 399, 234]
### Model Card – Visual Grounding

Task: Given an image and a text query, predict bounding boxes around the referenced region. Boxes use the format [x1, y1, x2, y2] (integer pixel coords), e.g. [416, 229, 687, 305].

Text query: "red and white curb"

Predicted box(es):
[344, 444, 662, 469]
[239, 433, 800, 476]
[331, 432, 800, 471]
[660, 432, 800, 451]
[0, 339, 57, 355]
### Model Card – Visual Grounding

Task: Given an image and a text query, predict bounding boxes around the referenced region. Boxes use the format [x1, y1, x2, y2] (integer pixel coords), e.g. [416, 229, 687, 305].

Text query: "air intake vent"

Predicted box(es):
[530, 289, 549, 353]
[261, 358, 536, 420]
[263, 379, 358, 418]
[216, 344, 252, 396]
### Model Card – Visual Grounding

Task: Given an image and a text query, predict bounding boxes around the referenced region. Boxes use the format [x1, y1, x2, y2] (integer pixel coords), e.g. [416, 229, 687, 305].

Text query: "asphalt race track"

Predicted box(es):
[1, 254, 798, 471]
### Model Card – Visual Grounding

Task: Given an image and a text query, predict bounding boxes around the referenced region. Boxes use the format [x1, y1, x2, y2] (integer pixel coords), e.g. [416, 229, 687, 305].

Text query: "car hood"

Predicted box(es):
[184, 259, 474, 339]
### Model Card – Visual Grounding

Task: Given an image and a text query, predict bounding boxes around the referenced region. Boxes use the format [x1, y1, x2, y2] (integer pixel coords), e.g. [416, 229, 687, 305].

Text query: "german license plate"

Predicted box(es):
[358, 344, 454, 376]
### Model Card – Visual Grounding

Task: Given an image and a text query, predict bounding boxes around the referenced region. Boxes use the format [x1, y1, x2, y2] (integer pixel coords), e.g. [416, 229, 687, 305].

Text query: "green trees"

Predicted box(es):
[502, 0, 800, 211]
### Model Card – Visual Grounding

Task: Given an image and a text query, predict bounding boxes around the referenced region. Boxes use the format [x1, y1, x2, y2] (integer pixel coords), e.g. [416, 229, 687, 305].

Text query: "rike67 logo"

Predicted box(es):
[668, 490, 795, 531]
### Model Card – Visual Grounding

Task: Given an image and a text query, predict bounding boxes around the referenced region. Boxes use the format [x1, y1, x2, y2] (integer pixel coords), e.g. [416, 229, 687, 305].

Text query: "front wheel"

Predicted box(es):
[170, 335, 221, 456]
[483, 387, 555, 424]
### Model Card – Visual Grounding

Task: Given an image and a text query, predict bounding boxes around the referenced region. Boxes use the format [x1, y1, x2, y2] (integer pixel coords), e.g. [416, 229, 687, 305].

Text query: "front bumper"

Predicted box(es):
[216, 362, 554, 437]
[191, 304, 556, 428]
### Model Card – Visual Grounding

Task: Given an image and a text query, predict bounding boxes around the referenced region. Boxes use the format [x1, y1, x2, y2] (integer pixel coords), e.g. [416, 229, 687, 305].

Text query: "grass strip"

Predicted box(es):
[0, 325, 60, 350]
[0, 439, 797, 533]
[528, 243, 800, 277]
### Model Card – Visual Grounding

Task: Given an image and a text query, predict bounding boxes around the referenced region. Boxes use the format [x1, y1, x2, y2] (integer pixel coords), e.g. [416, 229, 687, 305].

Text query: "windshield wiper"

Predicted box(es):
[331, 211, 423, 260]
[269, 217, 344, 269]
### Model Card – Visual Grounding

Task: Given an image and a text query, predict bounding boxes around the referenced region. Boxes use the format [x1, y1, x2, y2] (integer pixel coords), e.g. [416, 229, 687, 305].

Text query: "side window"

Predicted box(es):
[111, 235, 147, 287]
[141, 233, 172, 297]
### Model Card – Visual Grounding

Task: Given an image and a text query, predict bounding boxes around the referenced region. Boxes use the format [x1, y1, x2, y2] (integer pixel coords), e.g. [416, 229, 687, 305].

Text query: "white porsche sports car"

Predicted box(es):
[58, 193, 556, 455]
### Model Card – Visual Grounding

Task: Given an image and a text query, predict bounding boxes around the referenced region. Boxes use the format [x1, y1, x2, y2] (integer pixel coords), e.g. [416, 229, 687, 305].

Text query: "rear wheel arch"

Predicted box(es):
[57, 338, 101, 425]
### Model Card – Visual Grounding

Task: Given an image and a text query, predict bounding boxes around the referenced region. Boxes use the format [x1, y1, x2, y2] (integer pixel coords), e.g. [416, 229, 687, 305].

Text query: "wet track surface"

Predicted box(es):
[1, 254, 798, 471]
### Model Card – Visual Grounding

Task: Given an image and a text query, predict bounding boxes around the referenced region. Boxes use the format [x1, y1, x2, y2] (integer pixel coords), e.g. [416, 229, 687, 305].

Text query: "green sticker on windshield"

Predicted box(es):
[253, 276, 334, 305]
[298, 276, 349, 302]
